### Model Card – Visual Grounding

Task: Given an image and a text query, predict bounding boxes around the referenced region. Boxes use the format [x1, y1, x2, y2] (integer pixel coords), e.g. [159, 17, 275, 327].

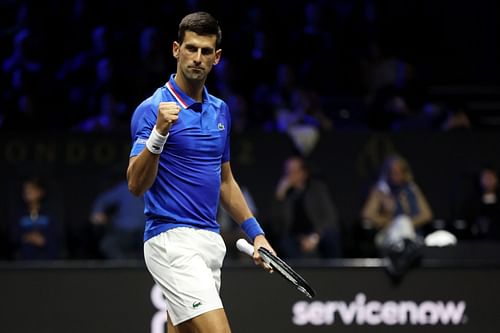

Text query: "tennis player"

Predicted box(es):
[127, 12, 274, 333]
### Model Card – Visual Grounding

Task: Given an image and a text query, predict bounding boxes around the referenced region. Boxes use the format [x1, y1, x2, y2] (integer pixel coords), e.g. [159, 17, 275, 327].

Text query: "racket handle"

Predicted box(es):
[236, 238, 254, 256]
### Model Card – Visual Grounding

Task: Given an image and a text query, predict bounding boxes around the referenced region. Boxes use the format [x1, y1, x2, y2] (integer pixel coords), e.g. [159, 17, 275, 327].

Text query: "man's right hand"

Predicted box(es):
[275, 177, 291, 201]
[156, 102, 181, 135]
[23, 231, 46, 247]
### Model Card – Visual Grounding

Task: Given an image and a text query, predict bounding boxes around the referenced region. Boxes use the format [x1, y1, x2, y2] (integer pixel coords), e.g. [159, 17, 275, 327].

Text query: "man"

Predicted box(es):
[11, 177, 61, 260]
[275, 156, 341, 259]
[127, 12, 274, 333]
[90, 179, 144, 259]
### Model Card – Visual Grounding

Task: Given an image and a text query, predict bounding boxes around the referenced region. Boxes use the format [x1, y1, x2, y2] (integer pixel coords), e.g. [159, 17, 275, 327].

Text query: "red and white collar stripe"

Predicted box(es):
[166, 81, 189, 109]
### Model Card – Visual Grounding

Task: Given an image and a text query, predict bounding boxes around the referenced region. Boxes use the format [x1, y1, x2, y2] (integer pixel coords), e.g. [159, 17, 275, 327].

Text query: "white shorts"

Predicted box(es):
[144, 227, 227, 326]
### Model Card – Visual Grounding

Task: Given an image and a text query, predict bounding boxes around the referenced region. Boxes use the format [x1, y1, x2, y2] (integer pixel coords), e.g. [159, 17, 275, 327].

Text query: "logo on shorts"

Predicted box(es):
[192, 301, 202, 309]
[218, 122, 225, 131]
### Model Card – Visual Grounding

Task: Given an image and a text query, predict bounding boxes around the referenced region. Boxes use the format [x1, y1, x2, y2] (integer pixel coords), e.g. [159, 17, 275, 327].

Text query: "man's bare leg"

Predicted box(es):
[172, 308, 231, 333]
[167, 313, 178, 333]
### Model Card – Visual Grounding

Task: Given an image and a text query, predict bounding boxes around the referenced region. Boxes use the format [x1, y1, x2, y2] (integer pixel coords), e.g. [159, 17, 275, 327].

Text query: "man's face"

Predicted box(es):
[481, 169, 498, 193]
[388, 161, 405, 186]
[23, 182, 44, 204]
[173, 31, 221, 82]
[285, 158, 307, 188]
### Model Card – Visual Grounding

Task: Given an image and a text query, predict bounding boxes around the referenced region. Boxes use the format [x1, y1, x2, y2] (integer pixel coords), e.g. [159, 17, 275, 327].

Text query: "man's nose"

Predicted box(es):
[194, 49, 202, 63]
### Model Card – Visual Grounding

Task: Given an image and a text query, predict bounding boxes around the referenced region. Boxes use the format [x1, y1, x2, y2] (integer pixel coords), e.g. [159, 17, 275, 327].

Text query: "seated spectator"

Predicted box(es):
[132, 26, 169, 102]
[73, 57, 128, 132]
[274, 156, 341, 259]
[56, 25, 113, 127]
[10, 177, 62, 260]
[460, 165, 500, 241]
[90, 180, 144, 260]
[361, 154, 433, 276]
[1, 28, 45, 130]
[257, 64, 333, 155]
[212, 58, 252, 134]
[361, 40, 426, 131]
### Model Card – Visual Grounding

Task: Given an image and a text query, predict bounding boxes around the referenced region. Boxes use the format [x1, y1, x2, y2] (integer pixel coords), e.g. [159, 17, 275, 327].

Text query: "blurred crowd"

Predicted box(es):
[2, 0, 498, 136]
[1, 1, 500, 263]
[5, 153, 500, 264]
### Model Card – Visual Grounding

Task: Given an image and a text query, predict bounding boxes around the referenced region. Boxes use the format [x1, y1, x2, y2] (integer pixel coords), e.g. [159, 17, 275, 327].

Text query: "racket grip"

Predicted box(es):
[236, 238, 254, 256]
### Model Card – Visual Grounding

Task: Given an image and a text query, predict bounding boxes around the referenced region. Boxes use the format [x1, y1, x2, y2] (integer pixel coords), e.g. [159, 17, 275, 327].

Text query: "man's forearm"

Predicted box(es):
[127, 150, 160, 196]
[220, 179, 253, 224]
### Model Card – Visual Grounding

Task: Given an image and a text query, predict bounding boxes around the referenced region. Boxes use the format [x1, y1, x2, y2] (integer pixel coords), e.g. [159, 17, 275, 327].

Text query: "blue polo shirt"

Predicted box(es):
[130, 75, 231, 241]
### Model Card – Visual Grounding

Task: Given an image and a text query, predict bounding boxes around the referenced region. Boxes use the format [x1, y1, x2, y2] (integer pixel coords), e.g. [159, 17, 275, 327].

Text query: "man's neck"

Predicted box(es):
[174, 73, 204, 102]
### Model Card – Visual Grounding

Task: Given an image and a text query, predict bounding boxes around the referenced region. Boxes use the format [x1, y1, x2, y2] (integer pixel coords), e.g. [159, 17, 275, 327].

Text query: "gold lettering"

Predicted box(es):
[66, 142, 87, 164]
[35, 143, 56, 163]
[94, 143, 116, 164]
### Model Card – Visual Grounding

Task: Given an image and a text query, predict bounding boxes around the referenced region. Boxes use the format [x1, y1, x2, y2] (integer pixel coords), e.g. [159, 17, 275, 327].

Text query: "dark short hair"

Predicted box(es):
[178, 12, 222, 48]
[286, 155, 310, 174]
[480, 162, 498, 174]
[24, 177, 46, 191]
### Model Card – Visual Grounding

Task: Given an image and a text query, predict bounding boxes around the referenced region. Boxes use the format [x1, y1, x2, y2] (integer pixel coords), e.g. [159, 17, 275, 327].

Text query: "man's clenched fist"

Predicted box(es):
[156, 102, 181, 134]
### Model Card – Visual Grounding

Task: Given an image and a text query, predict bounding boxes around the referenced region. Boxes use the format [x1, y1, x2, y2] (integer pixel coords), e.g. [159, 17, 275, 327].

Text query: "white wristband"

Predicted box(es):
[146, 126, 169, 154]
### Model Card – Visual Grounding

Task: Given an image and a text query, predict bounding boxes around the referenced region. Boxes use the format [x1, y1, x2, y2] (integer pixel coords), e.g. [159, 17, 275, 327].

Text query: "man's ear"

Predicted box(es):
[172, 41, 180, 59]
[213, 49, 222, 65]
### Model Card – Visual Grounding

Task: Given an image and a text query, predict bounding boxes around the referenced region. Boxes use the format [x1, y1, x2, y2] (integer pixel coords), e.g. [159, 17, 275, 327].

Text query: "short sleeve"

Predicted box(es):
[130, 99, 157, 157]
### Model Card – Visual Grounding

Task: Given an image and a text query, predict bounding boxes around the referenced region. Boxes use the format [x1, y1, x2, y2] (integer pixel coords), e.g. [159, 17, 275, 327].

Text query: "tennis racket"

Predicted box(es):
[236, 238, 316, 299]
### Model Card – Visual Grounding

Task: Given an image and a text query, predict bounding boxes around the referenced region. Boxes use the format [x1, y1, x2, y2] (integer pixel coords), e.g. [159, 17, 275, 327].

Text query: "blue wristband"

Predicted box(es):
[241, 217, 265, 240]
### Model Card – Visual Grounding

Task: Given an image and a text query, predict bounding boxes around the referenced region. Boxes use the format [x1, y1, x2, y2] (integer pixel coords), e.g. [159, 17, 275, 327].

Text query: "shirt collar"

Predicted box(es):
[165, 74, 209, 109]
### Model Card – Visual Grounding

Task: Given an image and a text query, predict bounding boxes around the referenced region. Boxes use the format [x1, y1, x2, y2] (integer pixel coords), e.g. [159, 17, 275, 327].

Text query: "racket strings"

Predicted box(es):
[258, 248, 315, 298]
